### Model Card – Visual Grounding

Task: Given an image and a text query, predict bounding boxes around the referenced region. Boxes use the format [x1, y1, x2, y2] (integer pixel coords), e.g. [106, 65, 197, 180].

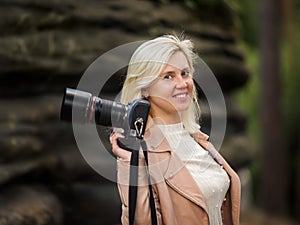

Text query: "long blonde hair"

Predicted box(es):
[120, 34, 201, 133]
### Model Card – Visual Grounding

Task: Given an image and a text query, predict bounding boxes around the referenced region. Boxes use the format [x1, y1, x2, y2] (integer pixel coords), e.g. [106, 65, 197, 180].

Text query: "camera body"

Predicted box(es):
[60, 88, 150, 138]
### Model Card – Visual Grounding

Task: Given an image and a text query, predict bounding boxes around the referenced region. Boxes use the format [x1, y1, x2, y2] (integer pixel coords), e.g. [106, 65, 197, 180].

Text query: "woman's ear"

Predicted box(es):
[141, 88, 149, 99]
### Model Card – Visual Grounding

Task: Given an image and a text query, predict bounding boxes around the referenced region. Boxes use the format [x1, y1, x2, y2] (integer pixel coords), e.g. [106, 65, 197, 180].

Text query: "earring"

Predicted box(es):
[142, 88, 149, 99]
[143, 93, 149, 99]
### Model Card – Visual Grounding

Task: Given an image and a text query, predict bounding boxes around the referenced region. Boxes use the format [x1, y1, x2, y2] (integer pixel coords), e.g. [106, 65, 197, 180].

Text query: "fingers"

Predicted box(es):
[110, 132, 131, 161]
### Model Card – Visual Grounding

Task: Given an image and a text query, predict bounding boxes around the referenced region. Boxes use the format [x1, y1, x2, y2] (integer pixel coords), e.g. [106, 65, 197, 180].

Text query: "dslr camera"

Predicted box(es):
[60, 88, 150, 139]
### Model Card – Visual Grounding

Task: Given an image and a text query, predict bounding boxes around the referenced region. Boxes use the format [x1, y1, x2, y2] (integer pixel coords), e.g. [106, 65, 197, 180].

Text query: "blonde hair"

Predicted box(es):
[120, 34, 201, 133]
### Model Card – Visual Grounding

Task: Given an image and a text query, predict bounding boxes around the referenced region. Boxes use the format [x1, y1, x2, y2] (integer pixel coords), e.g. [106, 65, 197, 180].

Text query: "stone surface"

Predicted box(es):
[0, 0, 253, 224]
[0, 186, 63, 225]
[0, 0, 249, 97]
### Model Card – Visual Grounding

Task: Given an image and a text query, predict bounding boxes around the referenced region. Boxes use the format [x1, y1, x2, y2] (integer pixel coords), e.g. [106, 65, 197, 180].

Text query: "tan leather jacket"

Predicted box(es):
[117, 126, 241, 225]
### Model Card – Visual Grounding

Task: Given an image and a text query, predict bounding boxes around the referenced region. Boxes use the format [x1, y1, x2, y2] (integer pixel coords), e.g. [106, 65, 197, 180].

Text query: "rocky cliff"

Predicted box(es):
[0, 1, 253, 224]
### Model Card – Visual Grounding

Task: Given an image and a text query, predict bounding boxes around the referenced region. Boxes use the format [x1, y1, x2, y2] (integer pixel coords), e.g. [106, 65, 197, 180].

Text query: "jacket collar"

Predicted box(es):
[144, 122, 171, 152]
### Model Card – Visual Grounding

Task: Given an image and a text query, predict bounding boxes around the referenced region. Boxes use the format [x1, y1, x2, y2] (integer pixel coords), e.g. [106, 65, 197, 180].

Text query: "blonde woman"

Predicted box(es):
[110, 35, 241, 225]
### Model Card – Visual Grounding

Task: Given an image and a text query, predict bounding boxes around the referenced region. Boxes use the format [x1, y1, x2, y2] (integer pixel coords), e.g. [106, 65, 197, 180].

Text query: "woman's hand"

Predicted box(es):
[109, 132, 132, 161]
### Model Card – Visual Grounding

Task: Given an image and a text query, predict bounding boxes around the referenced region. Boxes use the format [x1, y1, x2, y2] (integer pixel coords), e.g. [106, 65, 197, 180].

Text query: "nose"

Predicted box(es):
[175, 77, 188, 89]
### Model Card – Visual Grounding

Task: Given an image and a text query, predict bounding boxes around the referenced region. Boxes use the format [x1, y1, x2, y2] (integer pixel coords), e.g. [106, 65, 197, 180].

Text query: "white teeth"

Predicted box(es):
[174, 94, 187, 98]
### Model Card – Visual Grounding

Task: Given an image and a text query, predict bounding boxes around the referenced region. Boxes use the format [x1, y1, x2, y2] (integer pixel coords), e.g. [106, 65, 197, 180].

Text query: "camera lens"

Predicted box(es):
[94, 98, 127, 128]
[60, 88, 128, 128]
[60, 88, 93, 123]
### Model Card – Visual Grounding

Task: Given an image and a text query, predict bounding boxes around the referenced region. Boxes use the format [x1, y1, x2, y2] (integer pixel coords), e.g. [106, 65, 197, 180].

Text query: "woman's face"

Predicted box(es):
[146, 51, 194, 124]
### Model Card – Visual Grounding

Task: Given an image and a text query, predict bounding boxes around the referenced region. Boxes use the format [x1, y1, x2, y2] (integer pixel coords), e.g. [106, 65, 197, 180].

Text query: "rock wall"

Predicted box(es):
[0, 1, 253, 224]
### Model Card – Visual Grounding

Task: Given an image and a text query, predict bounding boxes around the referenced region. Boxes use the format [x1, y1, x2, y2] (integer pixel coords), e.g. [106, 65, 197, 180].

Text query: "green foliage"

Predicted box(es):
[234, 1, 300, 211]
[284, 13, 300, 131]
[235, 0, 300, 148]
[281, 21, 300, 165]
[236, 0, 259, 46]
[235, 44, 261, 145]
[281, 7, 300, 217]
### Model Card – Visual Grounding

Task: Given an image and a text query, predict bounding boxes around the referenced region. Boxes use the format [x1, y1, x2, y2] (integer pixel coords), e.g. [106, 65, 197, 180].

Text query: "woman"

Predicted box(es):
[110, 35, 241, 225]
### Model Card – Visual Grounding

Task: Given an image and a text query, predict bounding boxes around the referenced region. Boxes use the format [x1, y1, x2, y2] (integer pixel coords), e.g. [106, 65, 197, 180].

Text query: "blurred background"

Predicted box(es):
[0, 0, 299, 224]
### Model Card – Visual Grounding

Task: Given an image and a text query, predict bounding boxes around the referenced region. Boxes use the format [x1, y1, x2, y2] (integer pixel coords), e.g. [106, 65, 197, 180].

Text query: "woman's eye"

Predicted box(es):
[163, 74, 173, 80]
[181, 70, 190, 77]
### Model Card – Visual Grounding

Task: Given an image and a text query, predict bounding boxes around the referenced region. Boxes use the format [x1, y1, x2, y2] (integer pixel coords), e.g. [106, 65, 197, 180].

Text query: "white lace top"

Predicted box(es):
[158, 123, 230, 225]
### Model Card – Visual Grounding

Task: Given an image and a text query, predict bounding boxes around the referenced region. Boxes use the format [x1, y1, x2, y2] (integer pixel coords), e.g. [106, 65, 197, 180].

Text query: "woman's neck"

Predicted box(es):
[150, 111, 183, 125]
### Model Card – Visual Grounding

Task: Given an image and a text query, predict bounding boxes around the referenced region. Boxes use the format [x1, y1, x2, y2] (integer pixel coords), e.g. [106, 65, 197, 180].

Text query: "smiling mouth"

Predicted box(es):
[173, 93, 188, 98]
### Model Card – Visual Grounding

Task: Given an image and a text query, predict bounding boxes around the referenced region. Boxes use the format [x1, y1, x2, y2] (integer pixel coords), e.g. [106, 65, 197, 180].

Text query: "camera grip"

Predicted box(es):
[117, 137, 140, 153]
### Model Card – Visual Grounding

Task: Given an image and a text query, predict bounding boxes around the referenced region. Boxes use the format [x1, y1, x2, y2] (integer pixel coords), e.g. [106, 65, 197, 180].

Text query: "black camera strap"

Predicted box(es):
[127, 140, 157, 225]
[117, 137, 157, 225]
[128, 145, 139, 225]
[141, 140, 157, 225]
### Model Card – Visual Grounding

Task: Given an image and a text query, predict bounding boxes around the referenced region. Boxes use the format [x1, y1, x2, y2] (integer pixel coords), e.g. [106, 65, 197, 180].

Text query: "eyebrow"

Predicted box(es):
[162, 70, 175, 75]
[162, 67, 190, 73]
[182, 67, 190, 71]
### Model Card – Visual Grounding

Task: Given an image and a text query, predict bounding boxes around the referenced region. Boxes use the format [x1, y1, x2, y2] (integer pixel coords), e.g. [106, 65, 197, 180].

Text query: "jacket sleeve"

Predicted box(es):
[117, 157, 162, 225]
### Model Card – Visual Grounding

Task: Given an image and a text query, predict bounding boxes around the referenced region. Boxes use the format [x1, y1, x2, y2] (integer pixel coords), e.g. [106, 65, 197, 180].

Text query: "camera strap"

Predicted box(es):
[128, 139, 157, 225]
[141, 140, 158, 225]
